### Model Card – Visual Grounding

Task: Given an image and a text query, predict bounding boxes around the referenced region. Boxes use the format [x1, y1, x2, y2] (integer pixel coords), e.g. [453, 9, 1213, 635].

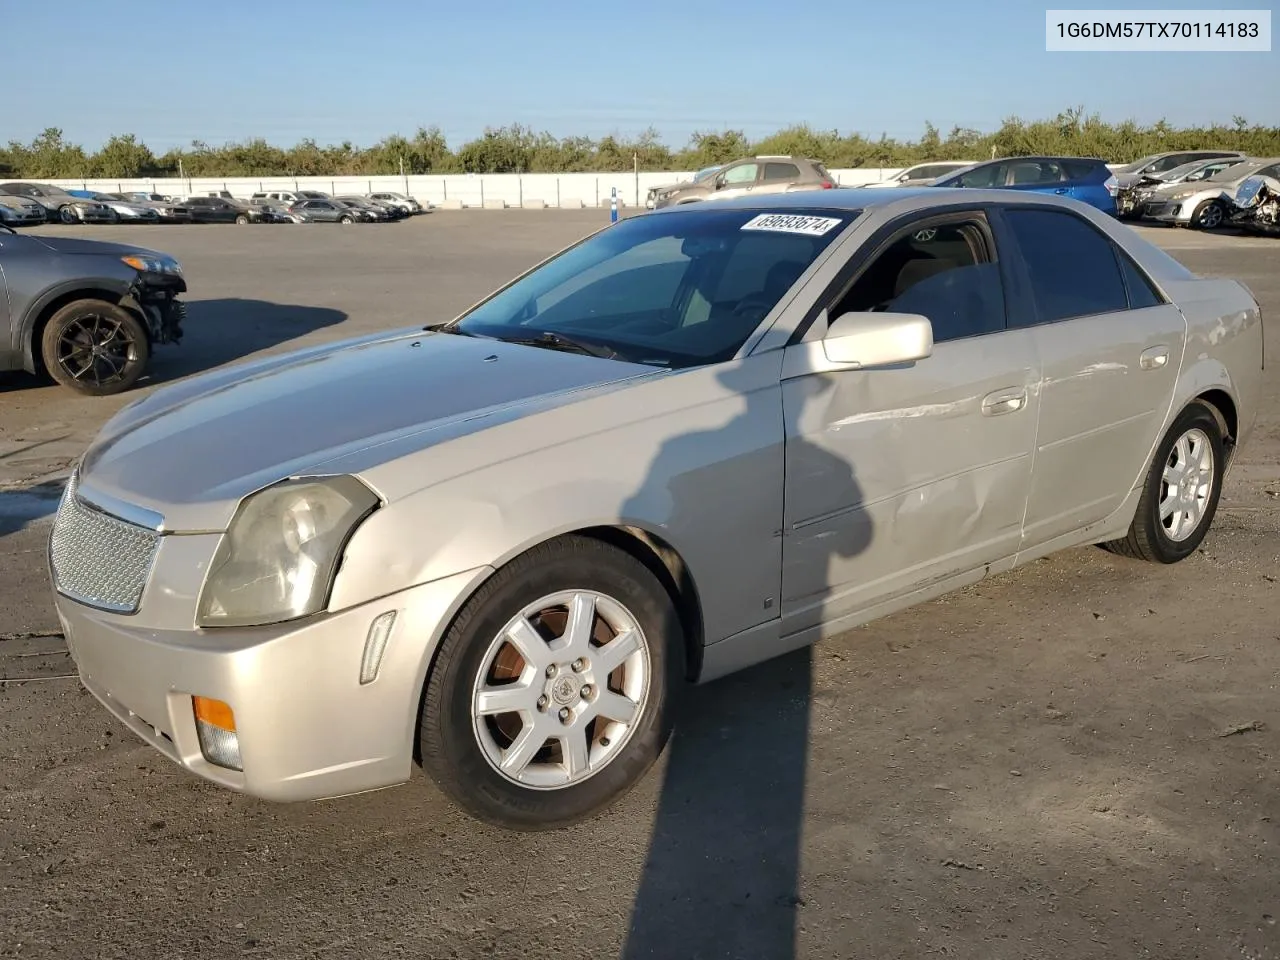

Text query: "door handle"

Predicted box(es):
[1054, 187, 1070, 194]
[982, 387, 1027, 416]
[1139, 346, 1169, 370]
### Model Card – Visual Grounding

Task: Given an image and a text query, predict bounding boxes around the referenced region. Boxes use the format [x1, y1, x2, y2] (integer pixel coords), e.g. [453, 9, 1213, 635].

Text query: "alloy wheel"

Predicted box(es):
[1159, 427, 1214, 541]
[54, 313, 140, 390]
[470, 590, 651, 790]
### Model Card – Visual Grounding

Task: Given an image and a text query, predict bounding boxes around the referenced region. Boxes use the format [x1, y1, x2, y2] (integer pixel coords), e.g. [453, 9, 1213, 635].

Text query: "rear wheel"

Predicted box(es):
[235, 214, 249, 224]
[40, 299, 150, 396]
[419, 536, 682, 831]
[1101, 400, 1224, 563]
[340, 215, 353, 224]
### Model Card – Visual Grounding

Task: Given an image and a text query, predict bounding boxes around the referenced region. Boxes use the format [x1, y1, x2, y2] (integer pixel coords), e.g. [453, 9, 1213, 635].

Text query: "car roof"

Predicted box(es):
[643, 185, 1111, 218]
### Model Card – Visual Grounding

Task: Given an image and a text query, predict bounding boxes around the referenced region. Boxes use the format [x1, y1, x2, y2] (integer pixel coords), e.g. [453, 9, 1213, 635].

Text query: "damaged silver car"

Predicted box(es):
[1228, 172, 1280, 235]
[50, 188, 1264, 831]
[1116, 155, 1246, 219]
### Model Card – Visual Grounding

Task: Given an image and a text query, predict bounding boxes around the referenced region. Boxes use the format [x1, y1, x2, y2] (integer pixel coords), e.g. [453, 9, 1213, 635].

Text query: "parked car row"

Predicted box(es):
[1117, 155, 1280, 231]
[0, 182, 426, 226]
[642, 149, 1279, 233]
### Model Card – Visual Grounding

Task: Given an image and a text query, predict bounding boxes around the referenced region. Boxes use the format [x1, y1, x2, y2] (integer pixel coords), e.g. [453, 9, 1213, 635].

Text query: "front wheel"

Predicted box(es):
[40, 299, 151, 396]
[419, 536, 682, 831]
[339, 215, 353, 224]
[1101, 400, 1225, 562]
[1190, 199, 1226, 230]
[59, 205, 79, 224]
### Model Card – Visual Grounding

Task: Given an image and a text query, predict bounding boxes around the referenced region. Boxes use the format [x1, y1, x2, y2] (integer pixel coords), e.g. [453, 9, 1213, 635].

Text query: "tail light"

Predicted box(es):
[821, 180, 835, 189]
[1104, 174, 1119, 197]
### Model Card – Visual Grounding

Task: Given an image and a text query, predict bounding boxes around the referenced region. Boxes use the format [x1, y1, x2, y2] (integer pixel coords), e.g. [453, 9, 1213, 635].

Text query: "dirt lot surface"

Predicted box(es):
[1, 213, 1277, 960]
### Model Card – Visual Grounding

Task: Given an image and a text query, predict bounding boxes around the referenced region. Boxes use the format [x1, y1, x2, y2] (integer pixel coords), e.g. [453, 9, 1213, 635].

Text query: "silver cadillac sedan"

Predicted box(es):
[48, 188, 1264, 831]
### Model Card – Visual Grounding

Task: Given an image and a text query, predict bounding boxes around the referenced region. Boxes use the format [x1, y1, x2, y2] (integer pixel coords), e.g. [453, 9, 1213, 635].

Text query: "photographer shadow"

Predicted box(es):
[620, 363, 873, 960]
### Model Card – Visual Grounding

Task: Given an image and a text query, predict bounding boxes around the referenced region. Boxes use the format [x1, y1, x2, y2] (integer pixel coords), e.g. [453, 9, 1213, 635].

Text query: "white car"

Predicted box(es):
[91, 193, 162, 222]
[367, 191, 424, 214]
[863, 161, 978, 188]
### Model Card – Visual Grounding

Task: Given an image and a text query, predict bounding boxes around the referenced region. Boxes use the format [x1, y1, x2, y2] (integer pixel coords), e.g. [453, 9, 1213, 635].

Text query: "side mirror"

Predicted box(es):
[822, 311, 933, 369]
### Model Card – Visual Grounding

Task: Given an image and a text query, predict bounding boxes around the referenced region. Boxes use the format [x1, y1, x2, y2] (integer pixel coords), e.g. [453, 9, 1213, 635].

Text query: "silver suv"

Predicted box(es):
[646, 156, 836, 209]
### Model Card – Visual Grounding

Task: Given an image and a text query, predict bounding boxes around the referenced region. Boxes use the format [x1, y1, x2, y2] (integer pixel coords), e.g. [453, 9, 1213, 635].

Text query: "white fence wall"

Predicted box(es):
[41, 168, 914, 209]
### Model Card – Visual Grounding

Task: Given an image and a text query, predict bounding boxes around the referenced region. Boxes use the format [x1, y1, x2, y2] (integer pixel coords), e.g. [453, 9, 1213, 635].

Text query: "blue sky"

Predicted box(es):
[5, 0, 1276, 151]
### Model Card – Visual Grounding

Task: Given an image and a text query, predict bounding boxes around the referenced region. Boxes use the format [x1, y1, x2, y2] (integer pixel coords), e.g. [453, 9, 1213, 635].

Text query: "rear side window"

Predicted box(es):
[1118, 253, 1164, 308]
[1004, 208, 1129, 323]
[763, 162, 800, 181]
[1007, 160, 1063, 185]
[1061, 159, 1102, 180]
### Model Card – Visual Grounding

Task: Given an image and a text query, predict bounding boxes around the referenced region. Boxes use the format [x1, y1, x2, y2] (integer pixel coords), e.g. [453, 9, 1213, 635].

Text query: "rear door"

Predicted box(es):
[994, 204, 1187, 548]
[0, 244, 11, 364]
[754, 161, 803, 196]
[1004, 159, 1070, 198]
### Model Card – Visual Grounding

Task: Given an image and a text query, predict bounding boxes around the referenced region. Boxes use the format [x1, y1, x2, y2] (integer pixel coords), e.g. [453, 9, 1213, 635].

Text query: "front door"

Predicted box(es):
[778, 210, 1042, 637]
[994, 205, 1187, 547]
[710, 161, 761, 202]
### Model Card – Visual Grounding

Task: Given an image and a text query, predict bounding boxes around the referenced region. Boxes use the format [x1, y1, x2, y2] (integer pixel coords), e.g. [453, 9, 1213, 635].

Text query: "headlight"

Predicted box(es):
[121, 253, 184, 276]
[196, 475, 380, 628]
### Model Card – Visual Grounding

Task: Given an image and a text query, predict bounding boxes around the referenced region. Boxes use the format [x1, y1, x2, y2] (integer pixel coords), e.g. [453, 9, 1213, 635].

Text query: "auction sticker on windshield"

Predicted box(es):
[740, 213, 844, 236]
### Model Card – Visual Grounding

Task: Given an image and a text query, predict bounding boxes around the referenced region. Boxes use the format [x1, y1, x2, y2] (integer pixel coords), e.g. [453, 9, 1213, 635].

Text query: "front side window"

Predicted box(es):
[1004, 208, 1129, 323]
[721, 163, 758, 185]
[829, 218, 1006, 343]
[450, 208, 856, 368]
[954, 163, 1005, 188]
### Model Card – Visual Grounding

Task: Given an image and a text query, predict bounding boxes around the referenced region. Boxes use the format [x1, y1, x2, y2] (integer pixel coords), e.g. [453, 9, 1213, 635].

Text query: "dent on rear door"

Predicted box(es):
[1020, 302, 1185, 545]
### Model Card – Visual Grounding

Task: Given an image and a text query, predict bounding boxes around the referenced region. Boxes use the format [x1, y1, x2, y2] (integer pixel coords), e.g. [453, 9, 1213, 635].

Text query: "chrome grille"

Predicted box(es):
[49, 473, 160, 614]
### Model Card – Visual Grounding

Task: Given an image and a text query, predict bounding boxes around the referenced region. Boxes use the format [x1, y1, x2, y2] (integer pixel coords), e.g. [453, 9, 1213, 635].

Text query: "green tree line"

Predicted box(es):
[3, 109, 1279, 180]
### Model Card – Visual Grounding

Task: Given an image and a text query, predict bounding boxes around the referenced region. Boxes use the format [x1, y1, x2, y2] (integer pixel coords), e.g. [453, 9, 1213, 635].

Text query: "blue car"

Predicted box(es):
[931, 156, 1119, 216]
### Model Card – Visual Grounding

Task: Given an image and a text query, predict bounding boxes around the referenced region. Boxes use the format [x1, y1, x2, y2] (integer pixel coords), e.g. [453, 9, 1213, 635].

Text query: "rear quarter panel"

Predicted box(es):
[1161, 276, 1264, 453]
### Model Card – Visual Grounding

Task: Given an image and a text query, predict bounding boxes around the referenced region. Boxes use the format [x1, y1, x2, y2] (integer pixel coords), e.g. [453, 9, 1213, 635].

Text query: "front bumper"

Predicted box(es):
[1140, 199, 1193, 224]
[55, 565, 488, 802]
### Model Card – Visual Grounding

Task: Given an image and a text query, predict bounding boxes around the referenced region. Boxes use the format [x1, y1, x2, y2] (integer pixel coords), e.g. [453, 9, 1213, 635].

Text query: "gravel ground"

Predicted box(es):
[0, 213, 1276, 960]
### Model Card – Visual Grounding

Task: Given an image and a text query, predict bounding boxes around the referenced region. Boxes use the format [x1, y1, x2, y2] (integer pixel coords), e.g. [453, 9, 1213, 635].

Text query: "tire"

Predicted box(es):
[235, 214, 249, 224]
[1101, 400, 1225, 563]
[59, 205, 78, 225]
[419, 535, 683, 831]
[40, 299, 150, 397]
[1190, 199, 1225, 230]
[340, 215, 353, 224]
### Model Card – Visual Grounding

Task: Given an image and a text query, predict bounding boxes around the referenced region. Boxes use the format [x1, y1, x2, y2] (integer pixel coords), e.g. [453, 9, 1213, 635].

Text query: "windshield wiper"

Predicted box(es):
[499, 331, 620, 360]
[424, 321, 479, 336]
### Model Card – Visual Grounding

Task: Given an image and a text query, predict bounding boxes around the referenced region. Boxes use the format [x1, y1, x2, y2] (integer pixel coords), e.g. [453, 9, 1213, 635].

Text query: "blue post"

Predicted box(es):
[610, 186, 618, 223]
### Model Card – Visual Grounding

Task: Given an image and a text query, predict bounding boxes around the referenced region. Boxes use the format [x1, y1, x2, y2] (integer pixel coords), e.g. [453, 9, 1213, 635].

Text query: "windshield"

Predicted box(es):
[1204, 159, 1265, 182]
[449, 207, 857, 369]
[1161, 158, 1243, 182]
[1119, 154, 1163, 173]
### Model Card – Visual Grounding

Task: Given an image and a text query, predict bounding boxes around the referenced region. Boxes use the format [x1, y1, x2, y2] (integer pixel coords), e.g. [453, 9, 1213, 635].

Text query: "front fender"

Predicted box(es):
[329, 477, 705, 617]
[18, 275, 134, 371]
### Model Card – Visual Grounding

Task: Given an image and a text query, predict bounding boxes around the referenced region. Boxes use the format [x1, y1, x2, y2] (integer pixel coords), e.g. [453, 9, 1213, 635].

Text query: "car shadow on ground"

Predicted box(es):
[0, 299, 347, 394]
[0, 478, 65, 539]
[144, 298, 347, 384]
[619, 365, 872, 960]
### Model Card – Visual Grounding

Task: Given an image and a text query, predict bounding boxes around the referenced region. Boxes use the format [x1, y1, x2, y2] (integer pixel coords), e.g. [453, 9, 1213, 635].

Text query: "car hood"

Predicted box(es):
[651, 179, 704, 195]
[30, 234, 164, 258]
[78, 329, 661, 532]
